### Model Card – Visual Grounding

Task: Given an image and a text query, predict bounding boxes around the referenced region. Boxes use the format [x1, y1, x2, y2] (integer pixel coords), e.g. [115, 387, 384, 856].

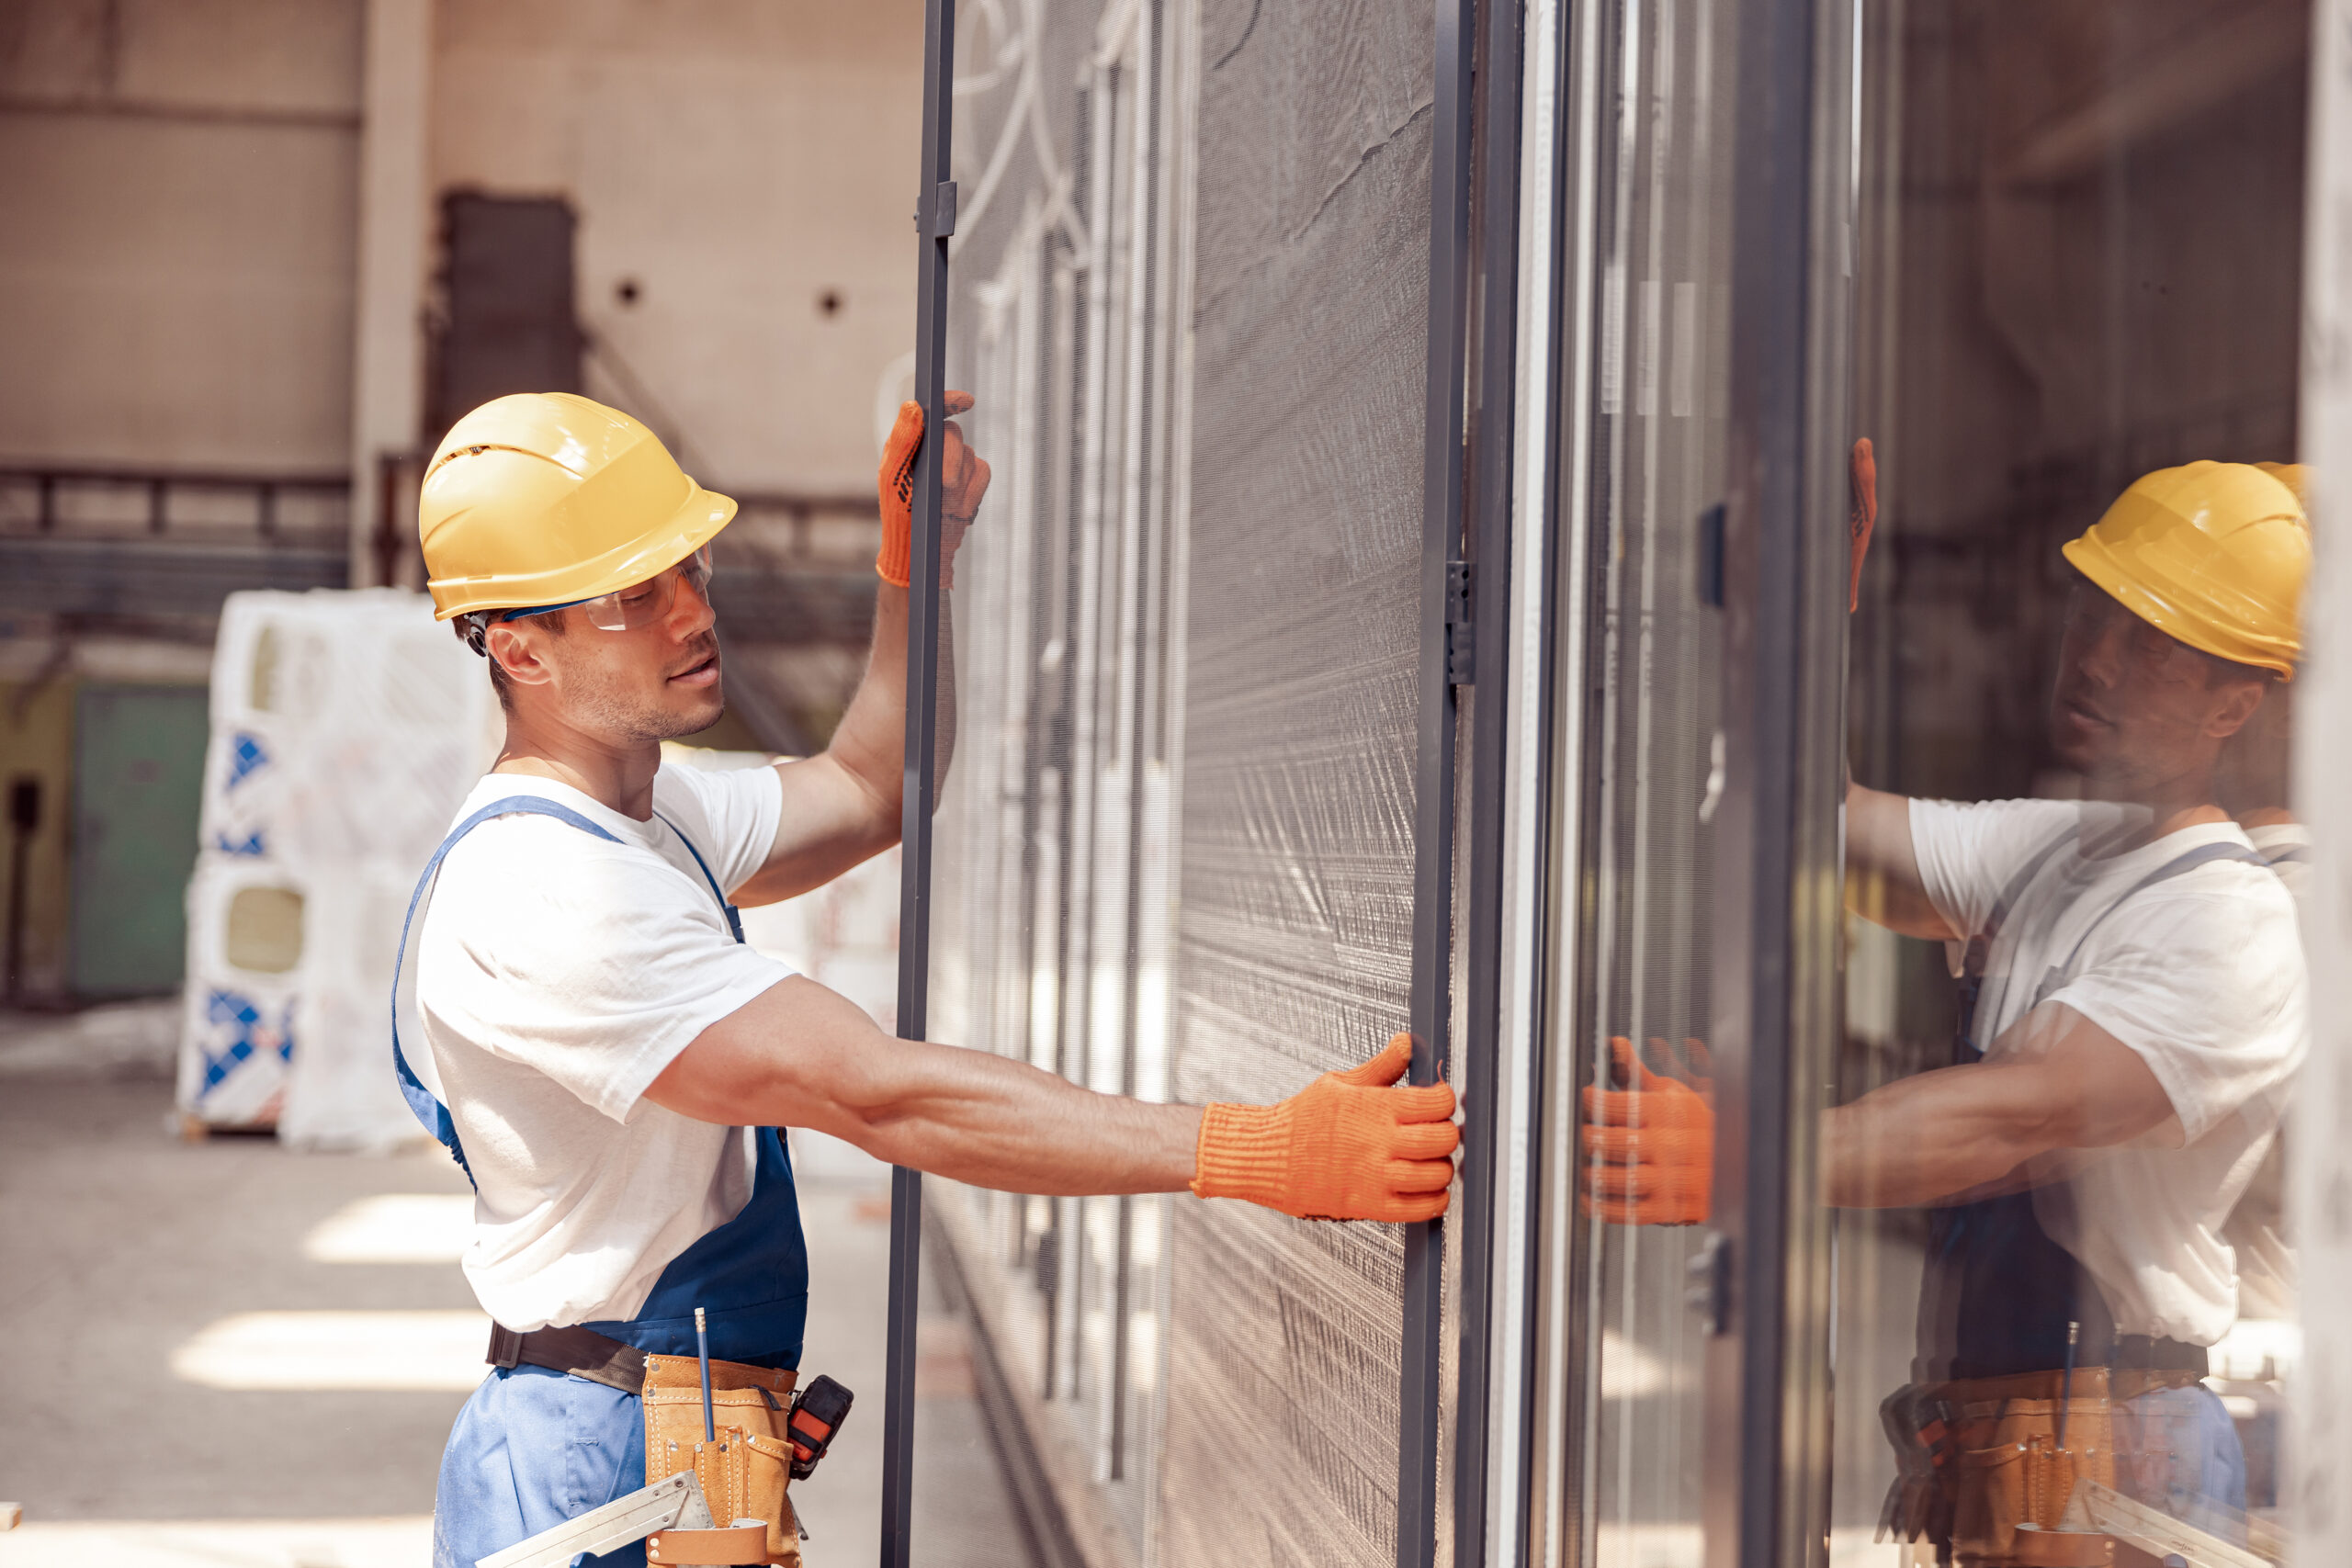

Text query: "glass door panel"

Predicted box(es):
[1538, 0, 1742, 1562]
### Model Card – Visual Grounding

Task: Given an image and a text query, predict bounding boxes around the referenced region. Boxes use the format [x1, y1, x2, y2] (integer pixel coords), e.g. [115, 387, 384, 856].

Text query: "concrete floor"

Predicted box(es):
[0, 1006, 1035, 1568]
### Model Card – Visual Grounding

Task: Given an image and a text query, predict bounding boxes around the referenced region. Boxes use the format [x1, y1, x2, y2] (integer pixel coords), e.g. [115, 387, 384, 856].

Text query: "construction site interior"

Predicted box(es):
[2, 1, 2345, 1566]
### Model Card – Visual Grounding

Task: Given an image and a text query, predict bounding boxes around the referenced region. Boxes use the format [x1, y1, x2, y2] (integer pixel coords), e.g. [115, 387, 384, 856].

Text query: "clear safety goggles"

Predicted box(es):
[502, 546, 715, 633]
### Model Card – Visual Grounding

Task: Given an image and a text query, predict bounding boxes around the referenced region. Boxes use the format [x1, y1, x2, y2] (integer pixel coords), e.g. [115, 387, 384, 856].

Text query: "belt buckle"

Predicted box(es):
[488, 1322, 526, 1371]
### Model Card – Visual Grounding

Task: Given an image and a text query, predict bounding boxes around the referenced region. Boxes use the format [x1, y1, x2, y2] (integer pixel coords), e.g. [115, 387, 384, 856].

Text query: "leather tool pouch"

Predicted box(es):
[641, 1353, 803, 1567]
[1883, 1369, 2121, 1566]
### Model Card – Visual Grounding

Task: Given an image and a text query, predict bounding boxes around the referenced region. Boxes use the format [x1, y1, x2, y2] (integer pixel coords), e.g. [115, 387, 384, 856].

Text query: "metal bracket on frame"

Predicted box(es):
[1446, 560, 1476, 685]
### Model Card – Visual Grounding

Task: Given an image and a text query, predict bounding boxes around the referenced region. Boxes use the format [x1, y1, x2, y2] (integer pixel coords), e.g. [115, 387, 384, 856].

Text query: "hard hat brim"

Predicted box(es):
[429, 482, 738, 621]
[2062, 533, 2296, 681]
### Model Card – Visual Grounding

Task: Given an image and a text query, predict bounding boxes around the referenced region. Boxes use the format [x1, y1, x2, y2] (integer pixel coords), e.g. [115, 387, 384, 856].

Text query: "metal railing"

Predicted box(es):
[0, 464, 352, 620]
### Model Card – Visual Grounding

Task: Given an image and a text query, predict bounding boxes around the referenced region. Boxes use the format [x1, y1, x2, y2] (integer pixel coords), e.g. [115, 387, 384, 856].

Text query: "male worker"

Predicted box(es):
[1586, 458, 2309, 1562]
[396, 390, 1458, 1568]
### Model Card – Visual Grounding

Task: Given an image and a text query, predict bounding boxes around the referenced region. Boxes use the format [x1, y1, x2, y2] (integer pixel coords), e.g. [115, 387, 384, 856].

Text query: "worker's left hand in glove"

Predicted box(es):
[1579, 1034, 1713, 1225]
[1190, 1033, 1459, 1223]
[876, 391, 992, 589]
[1849, 435, 1877, 613]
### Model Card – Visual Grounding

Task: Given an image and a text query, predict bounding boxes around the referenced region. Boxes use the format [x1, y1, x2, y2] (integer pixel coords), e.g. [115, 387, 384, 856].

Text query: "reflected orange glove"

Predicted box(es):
[1191, 1033, 1459, 1223]
[1849, 435, 1877, 613]
[877, 391, 991, 589]
[1579, 1035, 1713, 1226]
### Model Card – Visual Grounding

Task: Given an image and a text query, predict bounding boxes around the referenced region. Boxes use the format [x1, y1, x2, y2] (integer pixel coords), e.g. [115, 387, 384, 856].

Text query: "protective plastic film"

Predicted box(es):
[922, 0, 1187, 1560]
[921, 0, 1433, 1562]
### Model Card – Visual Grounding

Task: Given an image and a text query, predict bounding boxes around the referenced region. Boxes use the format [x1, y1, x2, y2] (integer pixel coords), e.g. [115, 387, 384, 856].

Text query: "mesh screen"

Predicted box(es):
[922, 0, 1433, 1561]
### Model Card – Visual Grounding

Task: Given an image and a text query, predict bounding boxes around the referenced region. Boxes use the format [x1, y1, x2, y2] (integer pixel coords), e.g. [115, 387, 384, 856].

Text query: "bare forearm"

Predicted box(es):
[833, 1040, 1194, 1192]
[647, 976, 1197, 1194]
[1821, 1064, 2048, 1208]
[734, 589, 927, 905]
[1823, 1009, 2176, 1208]
[825, 585, 956, 809]
[1845, 779, 1951, 939]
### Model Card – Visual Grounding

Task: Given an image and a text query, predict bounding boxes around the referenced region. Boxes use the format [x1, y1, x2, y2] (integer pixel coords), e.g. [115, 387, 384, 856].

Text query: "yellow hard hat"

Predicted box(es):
[419, 392, 736, 620]
[2255, 461, 2308, 507]
[2061, 460, 2309, 679]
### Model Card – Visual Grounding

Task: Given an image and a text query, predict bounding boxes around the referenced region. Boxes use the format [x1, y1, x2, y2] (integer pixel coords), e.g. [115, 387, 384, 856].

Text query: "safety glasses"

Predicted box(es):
[503, 546, 714, 633]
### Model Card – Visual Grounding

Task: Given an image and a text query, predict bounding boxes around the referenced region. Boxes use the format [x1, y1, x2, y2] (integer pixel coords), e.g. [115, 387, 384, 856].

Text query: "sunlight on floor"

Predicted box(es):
[170, 1310, 492, 1391]
[300, 1193, 475, 1264]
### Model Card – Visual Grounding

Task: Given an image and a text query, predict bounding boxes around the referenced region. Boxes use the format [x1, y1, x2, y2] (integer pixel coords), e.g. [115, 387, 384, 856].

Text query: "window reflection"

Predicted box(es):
[1826, 3, 2312, 1562]
[1842, 459, 2308, 1564]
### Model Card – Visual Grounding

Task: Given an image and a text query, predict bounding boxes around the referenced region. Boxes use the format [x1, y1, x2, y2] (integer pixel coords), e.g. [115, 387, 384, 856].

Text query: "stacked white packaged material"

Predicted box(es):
[179, 591, 495, 1146]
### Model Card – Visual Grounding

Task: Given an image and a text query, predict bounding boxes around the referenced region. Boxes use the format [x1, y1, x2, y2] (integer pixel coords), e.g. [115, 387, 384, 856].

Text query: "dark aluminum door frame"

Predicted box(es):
[883, 0, 958, 1560]
[1405, 0, 1527, 1564]
[1705, 0, 1849, 1562]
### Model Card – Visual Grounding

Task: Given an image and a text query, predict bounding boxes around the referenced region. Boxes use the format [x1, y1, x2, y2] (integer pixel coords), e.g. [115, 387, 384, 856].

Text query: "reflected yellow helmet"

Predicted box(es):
[2061, 461, 2309, 680]
[2255, 461, 2309, 507]
[419, 392, 736, 620]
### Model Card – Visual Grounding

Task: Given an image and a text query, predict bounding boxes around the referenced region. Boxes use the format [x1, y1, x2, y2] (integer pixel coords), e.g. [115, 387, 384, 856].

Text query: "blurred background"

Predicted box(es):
[0, 2, 1043, 1562]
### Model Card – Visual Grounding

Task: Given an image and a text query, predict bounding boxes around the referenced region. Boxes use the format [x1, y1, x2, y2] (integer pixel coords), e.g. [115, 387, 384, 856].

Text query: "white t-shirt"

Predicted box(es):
[408, 763, 793, 1331]
[1909, 796, 2306, 1346]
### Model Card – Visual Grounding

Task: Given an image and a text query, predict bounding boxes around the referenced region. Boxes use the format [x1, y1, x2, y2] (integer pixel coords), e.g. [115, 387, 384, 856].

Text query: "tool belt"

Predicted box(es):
[1879, 1350, 2208, 1567]
[488, 1323, 807, 1567]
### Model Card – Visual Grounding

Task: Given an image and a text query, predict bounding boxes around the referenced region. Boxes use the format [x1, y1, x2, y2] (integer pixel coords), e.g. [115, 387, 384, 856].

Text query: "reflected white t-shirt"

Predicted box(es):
[1909, 797, 2306, 1346]
[412, 763, 792, 1330]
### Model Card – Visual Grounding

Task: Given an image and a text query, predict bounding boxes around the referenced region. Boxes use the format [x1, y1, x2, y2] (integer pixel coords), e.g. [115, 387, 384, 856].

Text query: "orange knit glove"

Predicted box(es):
[877, 391, 990, 589]
[1190, 1033, 1459, 1223]
[1579, 1035, 1713, 1225]
[1849, 435, 1877, 613]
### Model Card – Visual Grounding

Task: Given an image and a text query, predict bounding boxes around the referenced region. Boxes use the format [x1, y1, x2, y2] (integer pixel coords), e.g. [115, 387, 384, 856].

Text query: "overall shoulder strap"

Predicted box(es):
[2030, 838, 2267, 1011]
[391, 795, 627, 1183]
[1981, 824, 2079, 949]
[650, 807, 747, 944]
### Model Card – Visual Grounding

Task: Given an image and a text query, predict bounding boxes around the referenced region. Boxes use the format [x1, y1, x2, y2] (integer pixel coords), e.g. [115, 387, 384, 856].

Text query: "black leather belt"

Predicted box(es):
[487, 1321, 649, 1394]
[2108, 1334, 2208, 1376]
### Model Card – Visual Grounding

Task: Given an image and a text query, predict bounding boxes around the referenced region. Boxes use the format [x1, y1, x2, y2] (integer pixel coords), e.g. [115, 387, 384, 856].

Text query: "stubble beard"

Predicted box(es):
[565, 648, 727, 744]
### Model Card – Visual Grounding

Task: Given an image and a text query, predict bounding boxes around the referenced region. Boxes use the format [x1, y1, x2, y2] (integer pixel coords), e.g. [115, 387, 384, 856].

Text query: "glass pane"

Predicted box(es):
[1834, 3, 2311, 1563]
[1538, 0, 1742, 1563]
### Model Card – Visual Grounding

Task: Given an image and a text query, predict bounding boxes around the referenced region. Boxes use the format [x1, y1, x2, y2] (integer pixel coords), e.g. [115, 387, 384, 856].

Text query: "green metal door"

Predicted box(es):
[71, 684, 208, 997]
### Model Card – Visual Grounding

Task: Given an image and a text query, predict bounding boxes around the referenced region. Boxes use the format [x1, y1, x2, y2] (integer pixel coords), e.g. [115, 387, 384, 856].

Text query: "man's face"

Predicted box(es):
[2048, 580, 2264, 793]
[488, 564, 725, 744]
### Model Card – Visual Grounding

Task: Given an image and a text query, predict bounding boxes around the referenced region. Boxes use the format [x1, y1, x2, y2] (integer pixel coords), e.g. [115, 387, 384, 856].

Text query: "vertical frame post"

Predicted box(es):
[1454, 0, 1528, 1560]
[885, 0, 957, 1561]
[1401, 0, 1478, 1562]
[1707, 0, 1847, 1562]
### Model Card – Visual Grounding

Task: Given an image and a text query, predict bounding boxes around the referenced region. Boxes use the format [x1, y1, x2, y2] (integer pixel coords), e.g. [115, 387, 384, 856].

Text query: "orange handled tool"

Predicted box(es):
[876, 391, 991, 589]
[1579, 1034, 1714, 1225]
[1191, 1033, 1459, 1223]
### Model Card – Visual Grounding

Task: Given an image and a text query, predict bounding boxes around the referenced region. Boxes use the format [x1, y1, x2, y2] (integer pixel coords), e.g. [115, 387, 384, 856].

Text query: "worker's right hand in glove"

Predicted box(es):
[1190, 1033, 1459, 1223]
[1579, 1034, 1713, 1225]
[876, 391, 991, 589]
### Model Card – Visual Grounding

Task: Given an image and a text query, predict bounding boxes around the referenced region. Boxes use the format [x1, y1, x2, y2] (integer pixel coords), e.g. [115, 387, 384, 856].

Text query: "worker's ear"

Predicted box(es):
[483, 620, 559, 689]
[2205, 674, 2267, 739]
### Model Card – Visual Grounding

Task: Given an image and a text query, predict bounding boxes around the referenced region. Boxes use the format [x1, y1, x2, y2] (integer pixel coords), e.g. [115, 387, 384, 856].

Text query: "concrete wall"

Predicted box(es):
[428, 0, 924, 493]
[0, 0, 922, 493]
[0, 0, 365, 471]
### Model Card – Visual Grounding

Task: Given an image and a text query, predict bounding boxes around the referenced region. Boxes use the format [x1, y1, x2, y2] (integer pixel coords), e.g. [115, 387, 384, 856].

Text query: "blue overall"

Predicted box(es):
[391, 795, 809, 1568]
[1916, 829, 2258, 1539]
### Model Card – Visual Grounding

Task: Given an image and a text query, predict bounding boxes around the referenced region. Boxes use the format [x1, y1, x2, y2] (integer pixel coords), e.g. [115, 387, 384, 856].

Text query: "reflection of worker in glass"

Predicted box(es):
[1587, 457, 2310, 1562]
